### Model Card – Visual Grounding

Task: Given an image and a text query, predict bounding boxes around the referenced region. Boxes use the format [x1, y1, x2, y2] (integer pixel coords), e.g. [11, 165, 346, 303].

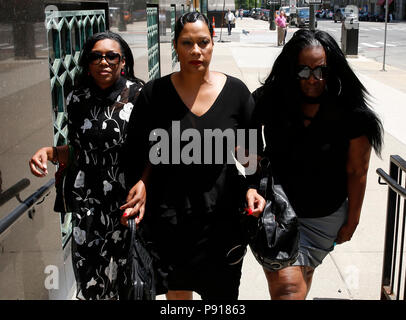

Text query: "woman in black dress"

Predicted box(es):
[29, 31, 144, 300]
[123, 12, 265, 300]
[251, 29, 383, 299]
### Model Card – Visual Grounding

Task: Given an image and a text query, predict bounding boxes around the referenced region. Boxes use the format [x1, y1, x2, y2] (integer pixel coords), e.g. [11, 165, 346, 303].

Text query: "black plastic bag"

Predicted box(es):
[247, 158, 299, 271]
[122, 219, 156, 300]
[53, 162, 76, 213]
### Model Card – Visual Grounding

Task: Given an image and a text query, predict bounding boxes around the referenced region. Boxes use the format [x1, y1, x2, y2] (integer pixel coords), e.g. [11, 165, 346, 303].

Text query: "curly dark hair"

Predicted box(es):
[257, 29, 383, 155]
[75, 31, 144, 88]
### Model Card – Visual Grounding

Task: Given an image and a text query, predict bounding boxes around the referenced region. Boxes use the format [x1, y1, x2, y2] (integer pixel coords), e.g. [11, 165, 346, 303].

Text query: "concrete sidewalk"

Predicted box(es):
[207, 19, 406, 300]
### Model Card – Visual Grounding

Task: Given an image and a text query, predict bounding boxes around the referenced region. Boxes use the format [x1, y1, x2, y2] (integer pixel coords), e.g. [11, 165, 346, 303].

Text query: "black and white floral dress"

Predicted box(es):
[66, 76, 142, 300]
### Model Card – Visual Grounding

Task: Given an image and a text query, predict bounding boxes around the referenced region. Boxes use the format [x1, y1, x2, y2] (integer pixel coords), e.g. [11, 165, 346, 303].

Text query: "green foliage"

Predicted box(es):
[235, 0, 254, 9]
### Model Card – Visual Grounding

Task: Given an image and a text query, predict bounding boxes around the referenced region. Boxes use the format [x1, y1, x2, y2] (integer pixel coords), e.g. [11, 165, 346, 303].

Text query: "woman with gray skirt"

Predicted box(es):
[250, 29, 383, 299]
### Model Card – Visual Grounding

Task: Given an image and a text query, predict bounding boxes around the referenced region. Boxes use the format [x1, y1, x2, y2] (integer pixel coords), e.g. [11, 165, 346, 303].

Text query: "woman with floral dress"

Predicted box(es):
[29, 31, 144, 300]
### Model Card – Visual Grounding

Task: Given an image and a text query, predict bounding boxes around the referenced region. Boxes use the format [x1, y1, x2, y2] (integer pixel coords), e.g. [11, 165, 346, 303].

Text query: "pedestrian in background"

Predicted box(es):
[225, 9, 236, 36]
[29, 31, 144, 300]
[124, 11, 263, 300]
[251, 29, 383, 299]
[275, 10, 287, 46]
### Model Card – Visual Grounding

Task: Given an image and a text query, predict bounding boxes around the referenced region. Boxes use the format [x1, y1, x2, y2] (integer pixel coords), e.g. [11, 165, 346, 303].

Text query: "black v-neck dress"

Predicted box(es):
[125, 74, 256, 299]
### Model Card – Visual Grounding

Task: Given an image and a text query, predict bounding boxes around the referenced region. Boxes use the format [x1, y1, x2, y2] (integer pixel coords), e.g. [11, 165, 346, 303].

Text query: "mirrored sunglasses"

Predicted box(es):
[88, 52, 121, 65]
[297, 65, 328, 80]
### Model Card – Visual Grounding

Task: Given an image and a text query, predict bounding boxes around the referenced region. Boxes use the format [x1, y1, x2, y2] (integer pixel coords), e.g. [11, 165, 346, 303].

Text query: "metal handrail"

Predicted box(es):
[376, 168, 406, 198]
[378, 155, 406, 300]
[0, 179, 55, 235]
[390, 155, 406, 174]
[0, 178, 30, 206]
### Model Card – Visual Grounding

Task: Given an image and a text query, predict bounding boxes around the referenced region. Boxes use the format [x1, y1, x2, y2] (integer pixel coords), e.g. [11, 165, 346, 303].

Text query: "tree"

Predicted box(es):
[235, 0, 250, 9]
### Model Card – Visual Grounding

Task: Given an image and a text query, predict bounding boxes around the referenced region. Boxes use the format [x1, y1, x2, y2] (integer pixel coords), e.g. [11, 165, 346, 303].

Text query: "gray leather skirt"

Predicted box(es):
[292, 200, 348, 269]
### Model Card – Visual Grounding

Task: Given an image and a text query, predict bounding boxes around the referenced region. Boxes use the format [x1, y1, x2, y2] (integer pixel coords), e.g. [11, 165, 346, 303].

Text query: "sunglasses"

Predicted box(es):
[88, 51, 122, 65]
[297, 65, 328, 80]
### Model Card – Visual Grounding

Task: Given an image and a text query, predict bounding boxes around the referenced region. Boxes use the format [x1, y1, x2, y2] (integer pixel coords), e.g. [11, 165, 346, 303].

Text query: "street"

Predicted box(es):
[219, 17, 406, 71]
[2, 17, 404, 71]
[315, 19, 406, 70]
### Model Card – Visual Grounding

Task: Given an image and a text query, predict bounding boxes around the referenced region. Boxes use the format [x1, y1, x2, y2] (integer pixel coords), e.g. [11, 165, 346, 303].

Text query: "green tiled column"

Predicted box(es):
[147, 6, 161, 80]
[171, 5, 177, 69]
[45, 9, 106, 246]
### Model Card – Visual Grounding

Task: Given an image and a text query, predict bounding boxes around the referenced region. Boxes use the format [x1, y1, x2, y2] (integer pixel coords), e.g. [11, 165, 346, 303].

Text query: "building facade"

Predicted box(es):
[207, 0, 236, 28]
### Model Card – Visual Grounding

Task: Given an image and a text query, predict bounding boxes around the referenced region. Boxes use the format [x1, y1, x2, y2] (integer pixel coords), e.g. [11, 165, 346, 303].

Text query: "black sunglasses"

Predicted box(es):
[297, 65, 328, 80]
[88, 51, 122, 65]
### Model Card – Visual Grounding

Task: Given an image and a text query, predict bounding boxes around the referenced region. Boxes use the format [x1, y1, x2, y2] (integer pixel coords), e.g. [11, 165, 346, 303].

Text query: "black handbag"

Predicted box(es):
[122, 219, 156, 300]
[247, 157, 299, 271]
[53, 143, 79, 213]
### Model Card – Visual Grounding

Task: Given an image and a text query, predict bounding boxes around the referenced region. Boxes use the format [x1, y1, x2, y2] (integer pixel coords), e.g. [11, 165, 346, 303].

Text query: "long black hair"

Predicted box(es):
[174, 11, 213, 45]
[75, 31, 144, 88]
[257, 29, 383, 155]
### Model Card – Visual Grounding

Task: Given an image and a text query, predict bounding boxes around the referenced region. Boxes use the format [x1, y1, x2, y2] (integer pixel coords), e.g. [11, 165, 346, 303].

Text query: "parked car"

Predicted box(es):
[299, 7, 318, 28]
[334, 8, 345, 23]
[262, 9, 270, 21]
[250, 8, 262, 19]
[319, 9, 333, 19]
[243, 9, 250, 17]
[132, 9, 146, 21]
[255, 8, 264, 20]
[359, 10, 369, 21]
[296, 7, 308, 27]
[316, 9, 329, 19]
[292, 7, 317, 28]
[373, 14, 385, 22]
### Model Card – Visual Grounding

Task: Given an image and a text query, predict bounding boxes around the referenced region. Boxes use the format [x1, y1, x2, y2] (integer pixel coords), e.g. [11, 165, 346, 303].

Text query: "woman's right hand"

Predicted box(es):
[120, 179, 147, 227]
[29, 147, 52, 177]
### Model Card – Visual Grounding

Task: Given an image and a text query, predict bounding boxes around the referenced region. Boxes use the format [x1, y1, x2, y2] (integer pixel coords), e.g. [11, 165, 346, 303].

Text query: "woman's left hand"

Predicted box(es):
[120, 180, 146, 227]
[335, 222, 358, 244]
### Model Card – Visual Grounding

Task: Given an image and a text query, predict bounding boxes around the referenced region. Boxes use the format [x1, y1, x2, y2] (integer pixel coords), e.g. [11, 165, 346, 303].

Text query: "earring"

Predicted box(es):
[336, 77, 342, 97]
[121, 69, 125, 75]
[87, 71, 90, 76]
